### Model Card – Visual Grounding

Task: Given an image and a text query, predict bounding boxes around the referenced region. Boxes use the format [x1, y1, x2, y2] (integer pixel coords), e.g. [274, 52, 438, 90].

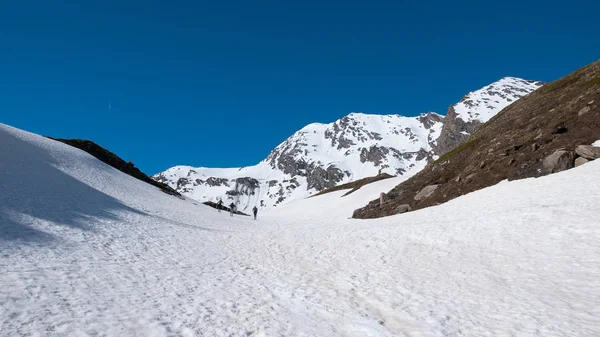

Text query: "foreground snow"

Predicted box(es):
[1, 123, 599, 336]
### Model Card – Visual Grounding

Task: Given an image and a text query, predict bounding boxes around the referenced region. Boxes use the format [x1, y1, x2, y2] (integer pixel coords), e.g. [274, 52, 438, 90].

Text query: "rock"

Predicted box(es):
[575, 145, 600, 160]
[465, 173, 477, 182]
[508, 158, 516, 166]
[454, 176, 461, 183]
[432, 106, 482, 155]
[578, 106, 591, 116]
[359, 146, 390, 166]
[395, 204, 412, 214]
[177, 177, 190, 189]
[542, 150, 575, 174]
[553, 123, 568, 134]
[575, 157, 589, 167]
[479, 161, 487, 169]
[379, 192, 390, 206]
[414, 184, 439, 201]
[306, 165, 344, 191]
[531, 143, 539, 151]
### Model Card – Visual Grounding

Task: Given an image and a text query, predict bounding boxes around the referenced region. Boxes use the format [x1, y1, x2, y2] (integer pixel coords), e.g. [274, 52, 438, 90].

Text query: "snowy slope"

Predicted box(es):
[453, 77, 544, 123]
[2, 123, 600, 336]
[154, 112, 443, 211]
[264, 175, 409, 219]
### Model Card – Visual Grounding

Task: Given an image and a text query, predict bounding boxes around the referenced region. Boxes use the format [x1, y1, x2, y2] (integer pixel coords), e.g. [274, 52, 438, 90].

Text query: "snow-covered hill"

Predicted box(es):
[2, 122, 600, 336]
[155, 77, 543, 211]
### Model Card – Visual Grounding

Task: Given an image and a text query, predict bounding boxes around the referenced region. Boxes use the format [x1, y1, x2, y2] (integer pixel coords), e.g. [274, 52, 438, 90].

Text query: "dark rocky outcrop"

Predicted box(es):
[307, 165, 345, 191]
[313, 173, 394, 197]
[359, 146, 389, 166]
[433, 106, 482, 155]
[203, 201, 249, 216]
[206, 177, 230, 187]
[49, 138, 180, 196]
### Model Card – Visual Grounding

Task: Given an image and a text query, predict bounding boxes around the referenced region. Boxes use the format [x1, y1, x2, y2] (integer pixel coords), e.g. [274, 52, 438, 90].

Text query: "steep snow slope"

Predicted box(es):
[154, 112, 443, 211]
[2, 123, 600, 336]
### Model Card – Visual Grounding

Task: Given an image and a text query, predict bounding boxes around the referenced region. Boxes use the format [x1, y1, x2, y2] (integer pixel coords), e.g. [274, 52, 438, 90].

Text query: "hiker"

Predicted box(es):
[252, 206, 258, 220]
[229, 202, 236, 217]
[217, 199, 223, 212]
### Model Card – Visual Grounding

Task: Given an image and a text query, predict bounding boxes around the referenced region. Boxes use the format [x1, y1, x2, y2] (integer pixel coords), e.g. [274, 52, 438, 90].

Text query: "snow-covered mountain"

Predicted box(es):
[154, 77, 544, 211]
[434, 77, 545, 154]
[153, 112, 443, 211]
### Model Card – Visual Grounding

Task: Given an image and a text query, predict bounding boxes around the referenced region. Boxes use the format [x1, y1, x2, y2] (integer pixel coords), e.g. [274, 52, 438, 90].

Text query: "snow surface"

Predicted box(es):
[593, 139, 600, 147]
[264, 176, 409, 220]
[2, 123, 600, 336]
[453, 77, 543, 123]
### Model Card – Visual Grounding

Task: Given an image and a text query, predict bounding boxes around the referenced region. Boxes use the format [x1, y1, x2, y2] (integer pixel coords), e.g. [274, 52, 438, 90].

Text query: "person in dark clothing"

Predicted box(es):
[252, 206, 258, 220]
[229, 202, 236, 217]
[217, 199, 223, 212]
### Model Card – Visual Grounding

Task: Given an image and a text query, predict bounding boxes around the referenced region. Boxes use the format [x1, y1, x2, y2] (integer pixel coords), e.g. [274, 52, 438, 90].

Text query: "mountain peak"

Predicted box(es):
[454, 77, 545, 123]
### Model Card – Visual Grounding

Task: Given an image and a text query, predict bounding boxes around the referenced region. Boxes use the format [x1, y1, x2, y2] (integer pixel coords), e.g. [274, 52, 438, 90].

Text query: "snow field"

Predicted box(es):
[1, 123, 600, 336]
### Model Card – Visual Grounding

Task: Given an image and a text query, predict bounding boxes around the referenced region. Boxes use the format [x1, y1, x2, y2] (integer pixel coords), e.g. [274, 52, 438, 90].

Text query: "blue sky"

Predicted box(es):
[1, 0, 598, 174]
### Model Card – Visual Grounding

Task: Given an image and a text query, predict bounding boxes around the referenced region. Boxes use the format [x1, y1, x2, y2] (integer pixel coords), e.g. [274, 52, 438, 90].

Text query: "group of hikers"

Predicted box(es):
[216, 199, 259, 220]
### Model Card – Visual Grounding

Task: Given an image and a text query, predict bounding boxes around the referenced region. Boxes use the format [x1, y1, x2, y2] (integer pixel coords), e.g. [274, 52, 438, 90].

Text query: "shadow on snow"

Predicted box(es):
[0, 128, 145, 245]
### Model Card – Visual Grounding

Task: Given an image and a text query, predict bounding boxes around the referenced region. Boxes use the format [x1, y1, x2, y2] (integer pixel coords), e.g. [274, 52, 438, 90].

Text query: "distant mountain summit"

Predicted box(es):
[154, 77, 543, 210]
[434, 77, 545, 154]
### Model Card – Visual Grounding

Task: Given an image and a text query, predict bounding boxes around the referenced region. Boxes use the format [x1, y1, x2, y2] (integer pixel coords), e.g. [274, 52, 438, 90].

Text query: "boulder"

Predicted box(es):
[395, 204, 412, 214]
[575, 145, 600, 160]
[414, 184, 439, 201]
[552, 123, 568, 134]
[578, 106, 591, 116]
[575, 157, 589, 167]
[542, 150, 575, 174]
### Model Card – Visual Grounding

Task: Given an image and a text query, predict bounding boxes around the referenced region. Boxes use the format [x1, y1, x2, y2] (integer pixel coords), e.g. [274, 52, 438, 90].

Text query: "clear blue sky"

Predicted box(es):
[1, 0, 598, 174]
